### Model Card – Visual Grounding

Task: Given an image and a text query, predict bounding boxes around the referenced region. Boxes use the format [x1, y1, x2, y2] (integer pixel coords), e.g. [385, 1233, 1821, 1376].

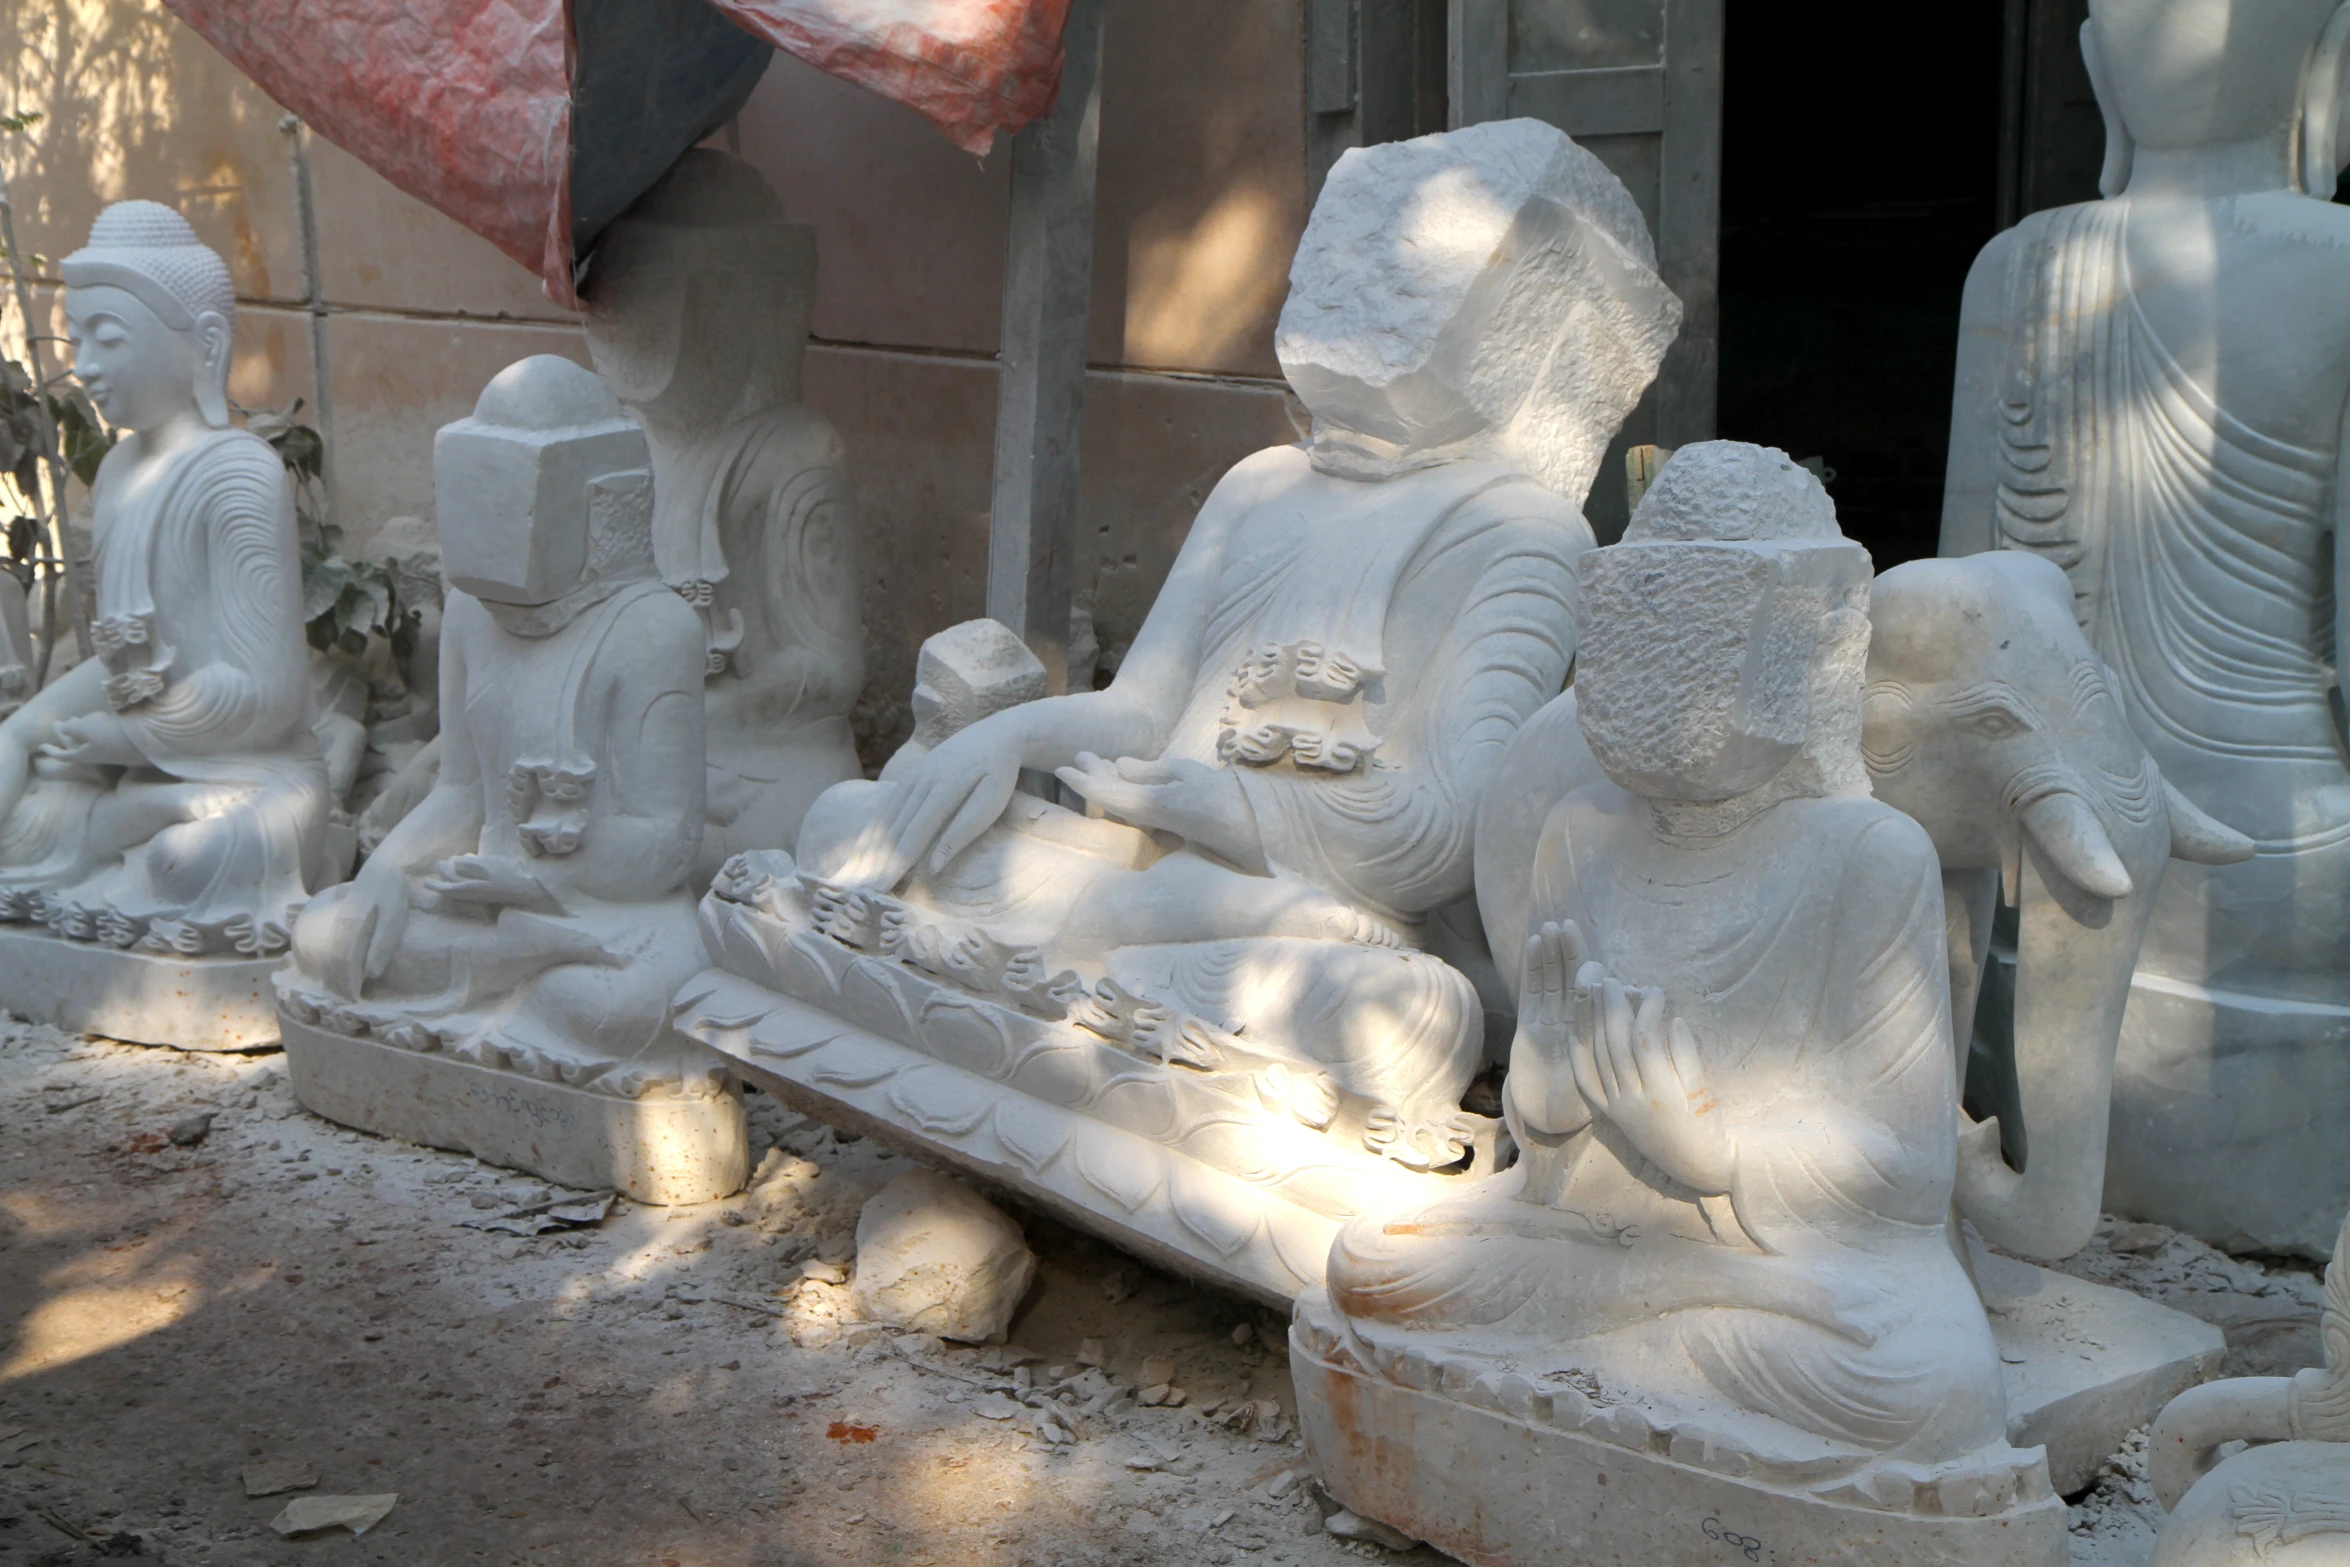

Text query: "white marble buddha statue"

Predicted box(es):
[1941, 0, 2350, 1253]
[1327, 446, 2020, 1484]
[283, 357, 718, 1118]
[789, 119, 1682, 1167]
[0, 201, 328, 959]
[583, 150, 864, 888]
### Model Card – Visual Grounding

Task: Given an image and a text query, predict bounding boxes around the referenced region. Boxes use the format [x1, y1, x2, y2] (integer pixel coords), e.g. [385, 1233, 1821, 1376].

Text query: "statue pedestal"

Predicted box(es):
[0, 927, 279, 1048]
[278, 1007, 746, 1205]
[677, 871, 1490, 1306]
[1291, 1288, 2071, 1567]
[2110, 971, 2350, 1259]
[1290, 1255, 2220, 1566]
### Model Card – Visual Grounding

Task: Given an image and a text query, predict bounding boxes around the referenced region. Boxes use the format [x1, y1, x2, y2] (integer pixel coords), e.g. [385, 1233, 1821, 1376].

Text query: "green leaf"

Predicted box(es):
[301, 556, 349, 621]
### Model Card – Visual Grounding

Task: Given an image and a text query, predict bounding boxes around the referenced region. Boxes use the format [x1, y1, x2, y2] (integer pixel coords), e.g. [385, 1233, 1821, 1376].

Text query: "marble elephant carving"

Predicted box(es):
[1476, 474, 2251, 1263]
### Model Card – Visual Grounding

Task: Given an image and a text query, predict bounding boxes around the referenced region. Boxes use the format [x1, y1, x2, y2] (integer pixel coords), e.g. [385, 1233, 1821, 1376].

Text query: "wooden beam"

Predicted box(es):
[1655, 0, 1724, 447]
[987, 0, 1107, 693]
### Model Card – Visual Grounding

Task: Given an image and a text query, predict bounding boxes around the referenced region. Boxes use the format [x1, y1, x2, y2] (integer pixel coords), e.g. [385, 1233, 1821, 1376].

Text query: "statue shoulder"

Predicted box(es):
[735, 401, 848, 476]
[1810, 793, 1942, 879]
[1450, 474, 1598, 558]
[612, 581, 708, 659]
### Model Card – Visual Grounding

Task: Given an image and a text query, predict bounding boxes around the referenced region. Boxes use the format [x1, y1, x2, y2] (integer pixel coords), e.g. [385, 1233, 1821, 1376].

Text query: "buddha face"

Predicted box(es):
[66, 285, 207, 432]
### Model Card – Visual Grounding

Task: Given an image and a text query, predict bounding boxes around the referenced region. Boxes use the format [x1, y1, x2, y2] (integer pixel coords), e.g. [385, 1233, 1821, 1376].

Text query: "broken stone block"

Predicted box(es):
[1274, 117, 1681, 505]
[849, 1169, 1036, 1344]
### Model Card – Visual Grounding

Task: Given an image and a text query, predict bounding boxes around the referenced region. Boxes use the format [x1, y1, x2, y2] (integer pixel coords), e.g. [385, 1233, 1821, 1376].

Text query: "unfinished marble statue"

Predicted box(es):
[2146, 1210, 2350, 1565]
[1297, 444, 2068, 1567]
[0, 202, 333, 1048]
[279, 356, 742, 1205]
[677, 117, 1682, 1303]
[584, 149, 863, 888]
[1941, 0, 2350, 1257]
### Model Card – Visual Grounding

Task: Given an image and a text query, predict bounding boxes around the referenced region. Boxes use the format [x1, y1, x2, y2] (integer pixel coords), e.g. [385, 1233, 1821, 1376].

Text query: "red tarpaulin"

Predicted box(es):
[164, 0, 1071, 309]
[712, 0, 1072, 157]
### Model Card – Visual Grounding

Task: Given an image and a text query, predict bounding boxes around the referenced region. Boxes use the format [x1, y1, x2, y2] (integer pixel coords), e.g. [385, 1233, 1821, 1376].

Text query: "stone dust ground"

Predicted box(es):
[0, 1014, 2327, 1567]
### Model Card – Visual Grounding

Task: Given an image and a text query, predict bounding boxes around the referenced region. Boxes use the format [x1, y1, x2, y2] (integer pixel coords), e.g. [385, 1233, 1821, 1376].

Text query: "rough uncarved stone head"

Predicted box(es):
[583, 148, 817, 429]
[1577, 442, 1871, 803]
[435, 356, 651, 607]
[1275, 118, 1682, 504]
[911, 619, 1048, 750]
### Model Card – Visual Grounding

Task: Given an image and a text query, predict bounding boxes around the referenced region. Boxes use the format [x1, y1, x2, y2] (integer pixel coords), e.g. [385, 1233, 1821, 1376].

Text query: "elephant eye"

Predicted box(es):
[1968, 710, 2027, 740]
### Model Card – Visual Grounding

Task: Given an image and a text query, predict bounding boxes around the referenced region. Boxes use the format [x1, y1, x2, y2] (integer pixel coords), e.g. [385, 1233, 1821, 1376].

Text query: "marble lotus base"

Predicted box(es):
[0, 926, 279, 1048]
[280, 1010, 747, 1205]
[1288, 1248, 2223, 1567]
[1291, 1287, 2071, 1567]
[672, 964, 1456, 1310]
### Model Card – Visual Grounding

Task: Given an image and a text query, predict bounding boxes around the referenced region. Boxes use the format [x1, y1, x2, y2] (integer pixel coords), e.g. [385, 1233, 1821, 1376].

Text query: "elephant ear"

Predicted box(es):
[2019, 791, 2133, 902]
[2163, 777, 2256, 866]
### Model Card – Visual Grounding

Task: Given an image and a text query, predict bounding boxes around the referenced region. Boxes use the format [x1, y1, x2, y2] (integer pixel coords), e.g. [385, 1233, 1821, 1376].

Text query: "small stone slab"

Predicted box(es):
[279, 1008, 746, 1206]
[241, 1458, 318, 1498]
[0, 927, 278, 1049]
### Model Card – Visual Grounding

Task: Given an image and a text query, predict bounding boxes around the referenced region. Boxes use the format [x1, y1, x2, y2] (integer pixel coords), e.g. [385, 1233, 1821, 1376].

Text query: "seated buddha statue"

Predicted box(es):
[1325, 446, 2021, 1483]
[583, 150, 865, 887]
[1940, 0, 2350, 1254]
[789, 118, 1682, 1167]
[0, 202, 329, 968]
[281, 357, 735, 1200]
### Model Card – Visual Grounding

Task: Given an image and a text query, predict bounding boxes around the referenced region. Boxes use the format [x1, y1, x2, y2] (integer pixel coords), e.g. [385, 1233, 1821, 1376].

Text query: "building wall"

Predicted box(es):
[0, 0, 1311, 761]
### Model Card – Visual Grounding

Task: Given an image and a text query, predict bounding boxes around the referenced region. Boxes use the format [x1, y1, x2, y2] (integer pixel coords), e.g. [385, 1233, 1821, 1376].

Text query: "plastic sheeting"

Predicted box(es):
[165, 0, 1070, 307]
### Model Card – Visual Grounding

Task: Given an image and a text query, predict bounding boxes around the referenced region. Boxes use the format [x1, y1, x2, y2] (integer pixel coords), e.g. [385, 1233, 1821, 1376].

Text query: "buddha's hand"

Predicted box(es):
[1505, 920, 1599, 1139]
[1570, 974, 1735, 1196]
[423, 854, 563, 915]
[1055, 753, 1261, 870]
[38, 712, 142, 768]
[871, 721, 1028, 886]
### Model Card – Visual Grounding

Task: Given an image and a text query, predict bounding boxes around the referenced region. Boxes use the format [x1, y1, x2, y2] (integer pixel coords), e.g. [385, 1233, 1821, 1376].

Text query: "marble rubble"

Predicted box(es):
[1296, 443, 2078, 1567]
[1941, 0, 2350, 1257]
[0, 202, 335, 1049]
[849, 1168, 1038, 1345]
[582, 149, 865, 888]
[277, 356, 743, 1205]
[675, 117, 1683, 1302]
[2146, 1209, 2350, 1566]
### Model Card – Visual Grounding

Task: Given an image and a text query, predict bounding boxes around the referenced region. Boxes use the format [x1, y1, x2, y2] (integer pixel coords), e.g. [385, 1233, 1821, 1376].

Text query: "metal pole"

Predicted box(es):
[985, 0, 1106, 694]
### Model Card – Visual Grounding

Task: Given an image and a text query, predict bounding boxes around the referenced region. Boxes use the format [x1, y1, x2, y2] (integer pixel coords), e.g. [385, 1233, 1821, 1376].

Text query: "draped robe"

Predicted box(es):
[0, 428, 327, 954]
[1328, 786, 2010, 1468]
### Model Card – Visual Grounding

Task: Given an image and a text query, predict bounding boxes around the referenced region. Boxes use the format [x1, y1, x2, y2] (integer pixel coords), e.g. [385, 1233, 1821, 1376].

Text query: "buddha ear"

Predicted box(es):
[2081, 19, 2136, 200]
[191, 309, 231, 429]
[2300, 1, 2350, 199]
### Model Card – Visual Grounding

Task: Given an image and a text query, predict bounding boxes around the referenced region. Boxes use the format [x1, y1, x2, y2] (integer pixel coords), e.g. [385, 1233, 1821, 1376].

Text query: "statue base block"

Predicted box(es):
[0, 927, 278, 1048]
[1973, 1245, 2224, 1493]
[280, 1010, 746, 1205]
[1291, 1290, 2072, 1567]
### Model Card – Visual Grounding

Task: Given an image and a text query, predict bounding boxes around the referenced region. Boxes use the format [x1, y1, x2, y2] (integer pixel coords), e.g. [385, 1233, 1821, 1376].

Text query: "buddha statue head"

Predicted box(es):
[1274, 118, 1681, 505]
[1575, 442, 1872, 806]
[581, 149, 817, 435]
[2085, 0, 2350, 196]
[61, 201, 236, 432]
[434, 357, 654, 620]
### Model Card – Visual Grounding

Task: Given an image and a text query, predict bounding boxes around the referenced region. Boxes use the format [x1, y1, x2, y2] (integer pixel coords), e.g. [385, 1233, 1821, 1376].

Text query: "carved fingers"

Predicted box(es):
[1570, 975, 1734, 1195]
[880, 726, 1023, 880]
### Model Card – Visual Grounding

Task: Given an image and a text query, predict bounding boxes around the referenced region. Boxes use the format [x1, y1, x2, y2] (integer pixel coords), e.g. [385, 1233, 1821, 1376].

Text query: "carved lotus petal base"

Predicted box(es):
[279, 1008, 747, 1206]
[0, 925, 279, 1049]
[1290, 1289, 2069, 1567]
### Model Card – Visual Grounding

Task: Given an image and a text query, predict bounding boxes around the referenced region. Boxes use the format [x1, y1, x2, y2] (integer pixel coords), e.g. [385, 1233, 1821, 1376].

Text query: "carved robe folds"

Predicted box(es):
[279, 357, 743, 1205]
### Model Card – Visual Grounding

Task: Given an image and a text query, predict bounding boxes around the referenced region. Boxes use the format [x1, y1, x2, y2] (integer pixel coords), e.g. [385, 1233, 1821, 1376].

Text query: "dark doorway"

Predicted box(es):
[1716, 3, 2019, 570]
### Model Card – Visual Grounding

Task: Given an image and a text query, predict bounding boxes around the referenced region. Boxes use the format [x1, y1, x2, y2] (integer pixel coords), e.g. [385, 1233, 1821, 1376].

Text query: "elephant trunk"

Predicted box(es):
[1956, 812, 2165, 1260]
